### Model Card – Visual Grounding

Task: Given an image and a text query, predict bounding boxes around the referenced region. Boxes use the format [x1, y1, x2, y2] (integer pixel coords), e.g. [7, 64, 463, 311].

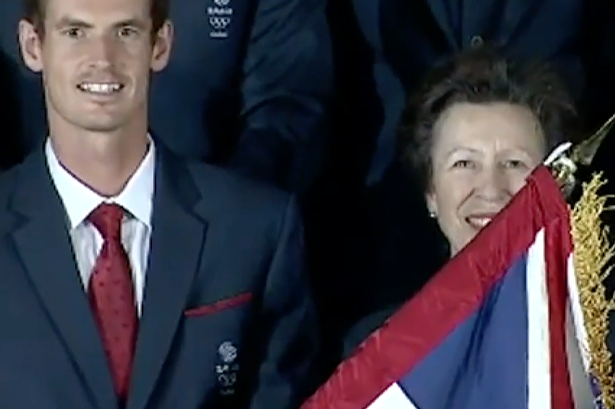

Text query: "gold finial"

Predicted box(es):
[546, 112, 615, 198]
[571, 111, 615, 167]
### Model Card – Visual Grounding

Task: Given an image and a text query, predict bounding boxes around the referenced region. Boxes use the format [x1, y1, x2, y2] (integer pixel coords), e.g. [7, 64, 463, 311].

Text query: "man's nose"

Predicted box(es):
[88, 36, 117, 68]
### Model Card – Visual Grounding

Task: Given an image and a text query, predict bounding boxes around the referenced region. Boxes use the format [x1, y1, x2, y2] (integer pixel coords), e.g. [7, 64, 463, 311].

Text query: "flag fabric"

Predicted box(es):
[301, 166, 581, 409]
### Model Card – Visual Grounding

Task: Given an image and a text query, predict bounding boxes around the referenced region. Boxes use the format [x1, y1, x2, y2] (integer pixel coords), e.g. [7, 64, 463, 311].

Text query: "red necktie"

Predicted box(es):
[88, 203, 138, 403]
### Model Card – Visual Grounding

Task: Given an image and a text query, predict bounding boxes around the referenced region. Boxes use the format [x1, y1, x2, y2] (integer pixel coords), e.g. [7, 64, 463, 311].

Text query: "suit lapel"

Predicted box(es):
[424, 0, 538, 50]
[459, 0, 537, 45]
[127, 149, 208, 409]
[10, 151, 117, 409]
[425, 0, 459, 49]
[462, 0, 497, 41]
[496, 0, 540, 44]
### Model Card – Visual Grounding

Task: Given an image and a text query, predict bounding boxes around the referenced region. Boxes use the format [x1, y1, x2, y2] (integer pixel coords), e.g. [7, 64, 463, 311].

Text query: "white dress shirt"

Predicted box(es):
[45, 139, 155, 315]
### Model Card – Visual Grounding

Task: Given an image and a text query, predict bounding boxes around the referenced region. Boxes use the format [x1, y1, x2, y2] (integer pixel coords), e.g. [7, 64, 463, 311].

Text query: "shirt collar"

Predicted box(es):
[45, 138, 156, 229]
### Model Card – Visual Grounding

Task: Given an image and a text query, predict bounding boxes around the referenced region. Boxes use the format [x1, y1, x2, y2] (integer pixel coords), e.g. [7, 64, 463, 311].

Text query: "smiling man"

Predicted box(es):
[0, 0, 318, 408]
[0, 0, 331, 195]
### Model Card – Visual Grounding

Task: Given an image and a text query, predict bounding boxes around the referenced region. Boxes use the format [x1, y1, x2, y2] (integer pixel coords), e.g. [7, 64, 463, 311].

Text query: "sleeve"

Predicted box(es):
[342, 308, 397, 360]
[248, 196, 320, 409]
[229, 0, 333, 194]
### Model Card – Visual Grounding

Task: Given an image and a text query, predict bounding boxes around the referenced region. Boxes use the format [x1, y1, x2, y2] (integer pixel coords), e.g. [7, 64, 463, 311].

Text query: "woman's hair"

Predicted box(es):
[398, 46, 579, 194]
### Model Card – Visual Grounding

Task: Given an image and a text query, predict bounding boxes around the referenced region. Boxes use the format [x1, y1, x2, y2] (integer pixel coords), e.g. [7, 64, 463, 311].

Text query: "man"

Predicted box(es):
[0, 0, 318, 408]
[0, 0, 332, 194]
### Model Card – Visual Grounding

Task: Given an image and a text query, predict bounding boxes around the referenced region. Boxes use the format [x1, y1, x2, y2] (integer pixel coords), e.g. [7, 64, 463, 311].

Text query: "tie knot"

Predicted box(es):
[88, 203, 125, 240]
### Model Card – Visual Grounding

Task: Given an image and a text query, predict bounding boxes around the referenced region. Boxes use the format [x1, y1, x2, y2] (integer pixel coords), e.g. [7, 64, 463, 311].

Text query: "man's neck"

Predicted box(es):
[49, 130, 150, 198]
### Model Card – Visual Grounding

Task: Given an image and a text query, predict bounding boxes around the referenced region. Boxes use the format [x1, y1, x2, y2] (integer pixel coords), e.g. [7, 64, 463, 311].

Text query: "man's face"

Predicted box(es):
[18, 0, 172, 134]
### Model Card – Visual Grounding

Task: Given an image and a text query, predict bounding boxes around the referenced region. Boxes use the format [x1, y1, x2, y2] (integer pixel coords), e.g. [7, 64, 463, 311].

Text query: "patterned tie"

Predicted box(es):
[88, 203, 138, 403]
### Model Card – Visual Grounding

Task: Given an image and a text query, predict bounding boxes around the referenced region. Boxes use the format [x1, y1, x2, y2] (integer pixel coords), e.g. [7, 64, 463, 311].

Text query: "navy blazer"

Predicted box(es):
[0, 146, 318, 409]
[0, 0, 332, 193]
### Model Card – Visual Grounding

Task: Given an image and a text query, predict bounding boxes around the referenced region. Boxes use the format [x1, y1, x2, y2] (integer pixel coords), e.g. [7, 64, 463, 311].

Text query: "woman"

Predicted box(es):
[343, 46, 579, 353]
[341, 46, 597, 406]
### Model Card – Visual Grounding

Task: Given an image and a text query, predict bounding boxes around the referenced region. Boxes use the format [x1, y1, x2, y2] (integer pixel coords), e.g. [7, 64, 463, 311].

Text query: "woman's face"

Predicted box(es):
[427, 102, 546, 255]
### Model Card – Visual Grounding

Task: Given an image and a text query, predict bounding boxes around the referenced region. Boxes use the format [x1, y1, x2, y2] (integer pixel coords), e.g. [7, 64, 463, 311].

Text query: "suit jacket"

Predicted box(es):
[341, 306, 397, 359]
[0, 145, 318, 409]
[0, 0, 332, 193]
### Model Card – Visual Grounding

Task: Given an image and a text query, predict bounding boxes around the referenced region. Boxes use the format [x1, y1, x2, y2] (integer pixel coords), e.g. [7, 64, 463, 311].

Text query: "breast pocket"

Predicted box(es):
[172, 293, 257, 404]
[181, 292, 255, 348]
[157, 293, 257, 408]
[179, 292, 256, 368]
[184, 293, 253, 317]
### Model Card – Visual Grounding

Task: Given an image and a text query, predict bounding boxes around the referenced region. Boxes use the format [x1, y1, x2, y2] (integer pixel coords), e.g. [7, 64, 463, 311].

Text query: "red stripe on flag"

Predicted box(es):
[545, 214, 574, 408]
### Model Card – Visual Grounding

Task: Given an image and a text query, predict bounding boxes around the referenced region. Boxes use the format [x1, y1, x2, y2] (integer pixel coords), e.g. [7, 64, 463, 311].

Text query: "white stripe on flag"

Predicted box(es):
[567, 254, 589, 372]
[526, 228, 552, 409]
[367, 383, 420, 409]
[567, 254, 596, 408]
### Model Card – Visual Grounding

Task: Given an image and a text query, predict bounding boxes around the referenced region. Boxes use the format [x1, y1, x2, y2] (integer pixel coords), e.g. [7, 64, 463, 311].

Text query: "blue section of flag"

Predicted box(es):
[397, 254, 530, 409]
[590, 375, 602, 409]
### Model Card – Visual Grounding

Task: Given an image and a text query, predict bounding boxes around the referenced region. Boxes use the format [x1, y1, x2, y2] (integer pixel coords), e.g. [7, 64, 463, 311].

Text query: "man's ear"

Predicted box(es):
[150, 20, 173, 72]
[18, 19, 44, 73]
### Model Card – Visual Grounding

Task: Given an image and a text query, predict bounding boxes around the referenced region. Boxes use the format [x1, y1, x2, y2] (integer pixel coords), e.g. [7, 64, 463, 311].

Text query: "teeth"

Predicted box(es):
[467, 217, 492, 228]
[78, 83, 122, 94]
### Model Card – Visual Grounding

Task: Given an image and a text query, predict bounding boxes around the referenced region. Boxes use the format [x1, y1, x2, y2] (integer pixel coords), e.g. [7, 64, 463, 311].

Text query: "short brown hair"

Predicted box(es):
[398, 46, 579, 194]
[23, 0, 170, 34]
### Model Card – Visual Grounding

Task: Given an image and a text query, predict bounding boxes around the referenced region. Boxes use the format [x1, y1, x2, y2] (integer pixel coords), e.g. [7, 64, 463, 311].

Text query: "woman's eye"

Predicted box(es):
[452, 159, 473, 168]
[503, 160, 527, 169]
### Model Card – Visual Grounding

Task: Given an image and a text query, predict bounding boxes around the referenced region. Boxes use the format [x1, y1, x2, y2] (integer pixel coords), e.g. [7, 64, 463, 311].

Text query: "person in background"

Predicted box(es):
[0, 0, 332, 195]
[0, 0, 319, 407]
[149, 0, 332, 194]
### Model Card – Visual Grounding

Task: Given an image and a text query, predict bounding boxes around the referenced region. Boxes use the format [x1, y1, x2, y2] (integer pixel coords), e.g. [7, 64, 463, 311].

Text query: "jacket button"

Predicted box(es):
[470, 35, 484, 48]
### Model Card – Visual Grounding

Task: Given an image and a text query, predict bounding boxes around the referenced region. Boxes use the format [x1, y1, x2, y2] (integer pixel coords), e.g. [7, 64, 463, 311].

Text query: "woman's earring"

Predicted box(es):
[429, 211, 437, 219]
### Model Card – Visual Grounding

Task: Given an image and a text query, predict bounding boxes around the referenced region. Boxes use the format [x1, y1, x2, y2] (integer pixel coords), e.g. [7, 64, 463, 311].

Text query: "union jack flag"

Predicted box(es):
[301, 166, 600, 409]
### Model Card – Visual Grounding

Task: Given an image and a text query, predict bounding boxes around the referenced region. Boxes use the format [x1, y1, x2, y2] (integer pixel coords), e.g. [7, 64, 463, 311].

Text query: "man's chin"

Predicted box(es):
[80, 123, 124, 133]
[73, 116, 127, 134]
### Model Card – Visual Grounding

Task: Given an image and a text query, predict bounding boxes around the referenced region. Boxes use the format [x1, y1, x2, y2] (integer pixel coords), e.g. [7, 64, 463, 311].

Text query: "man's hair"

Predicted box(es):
[398, 46, 579, 194]
[23, 0, 170, 34]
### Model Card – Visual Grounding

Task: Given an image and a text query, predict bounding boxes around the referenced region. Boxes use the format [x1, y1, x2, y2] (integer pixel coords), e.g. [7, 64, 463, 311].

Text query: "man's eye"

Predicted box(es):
[63, 28, 83, 38]
[118, 27, 138, 38]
